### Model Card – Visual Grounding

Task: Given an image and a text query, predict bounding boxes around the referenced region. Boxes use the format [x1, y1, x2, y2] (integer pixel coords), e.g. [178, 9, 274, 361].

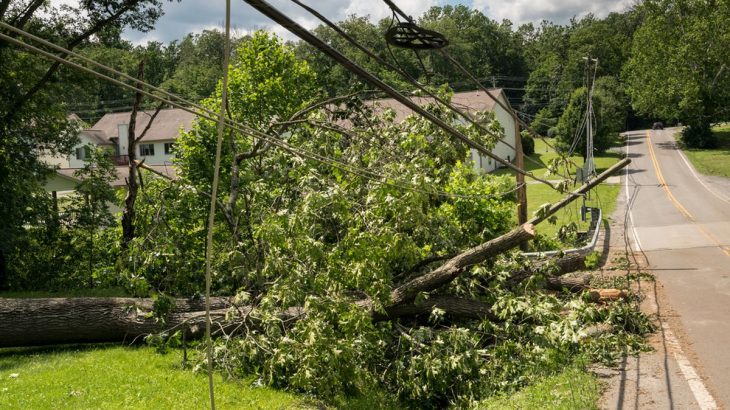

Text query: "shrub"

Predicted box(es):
[680, 122, 716, 148]
[521, 131, 535, 156]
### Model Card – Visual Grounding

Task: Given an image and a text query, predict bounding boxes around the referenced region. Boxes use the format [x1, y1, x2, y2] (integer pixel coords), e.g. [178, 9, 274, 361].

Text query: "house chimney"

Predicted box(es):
[117, 123, 129, 155]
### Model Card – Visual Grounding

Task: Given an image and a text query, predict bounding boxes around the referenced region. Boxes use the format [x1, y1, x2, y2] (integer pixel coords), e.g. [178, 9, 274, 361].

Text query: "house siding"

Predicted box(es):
[470, 92, 517, 173]
[137, 140, 175, 165]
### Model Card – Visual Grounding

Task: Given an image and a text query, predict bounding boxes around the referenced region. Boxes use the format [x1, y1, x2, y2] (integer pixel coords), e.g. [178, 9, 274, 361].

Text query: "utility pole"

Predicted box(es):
[515, 122, 527, 226]
[582, 56, 598, 181]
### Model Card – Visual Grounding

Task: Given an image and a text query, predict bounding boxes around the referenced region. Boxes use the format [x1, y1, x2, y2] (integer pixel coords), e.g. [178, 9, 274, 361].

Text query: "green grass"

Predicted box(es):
[682, 124, 730, 179]
[527, 181, 620, 240]
[0, 345, 309, 409]
[476, 366, 601, 410]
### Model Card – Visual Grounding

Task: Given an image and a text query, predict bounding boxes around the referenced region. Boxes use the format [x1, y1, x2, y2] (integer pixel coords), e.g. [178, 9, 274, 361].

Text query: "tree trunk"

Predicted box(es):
[0, 249, 6, 291]
[506, 253, 587, 287]
[0, 297, 235, 348]
[121, 61, 144, 248]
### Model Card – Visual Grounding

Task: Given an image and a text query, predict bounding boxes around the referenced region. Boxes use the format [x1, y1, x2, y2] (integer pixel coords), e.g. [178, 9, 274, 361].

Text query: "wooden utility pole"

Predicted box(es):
[514, 122, 528, 226]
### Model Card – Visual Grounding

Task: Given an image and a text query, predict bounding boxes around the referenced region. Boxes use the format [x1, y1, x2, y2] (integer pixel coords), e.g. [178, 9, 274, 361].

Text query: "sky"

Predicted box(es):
[51, 0, 636, 44]
[55, 0, 636, 45]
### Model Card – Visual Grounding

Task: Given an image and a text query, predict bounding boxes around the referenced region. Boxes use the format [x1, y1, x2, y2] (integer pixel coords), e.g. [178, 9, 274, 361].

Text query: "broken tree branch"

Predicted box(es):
[529, 158, 631, 226]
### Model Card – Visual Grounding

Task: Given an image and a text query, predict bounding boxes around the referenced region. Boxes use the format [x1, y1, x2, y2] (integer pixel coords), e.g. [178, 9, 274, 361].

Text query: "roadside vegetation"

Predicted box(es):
[681, 124, 730, 179]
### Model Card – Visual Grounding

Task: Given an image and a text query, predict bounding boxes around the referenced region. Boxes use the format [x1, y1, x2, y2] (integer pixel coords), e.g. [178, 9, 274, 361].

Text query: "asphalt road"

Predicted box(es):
[622, 128, 730, 409]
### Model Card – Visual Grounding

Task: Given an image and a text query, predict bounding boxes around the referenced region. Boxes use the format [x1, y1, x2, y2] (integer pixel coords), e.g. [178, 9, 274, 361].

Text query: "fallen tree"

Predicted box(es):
[0, 297, 234, 348]
[0, 158, 630, 348]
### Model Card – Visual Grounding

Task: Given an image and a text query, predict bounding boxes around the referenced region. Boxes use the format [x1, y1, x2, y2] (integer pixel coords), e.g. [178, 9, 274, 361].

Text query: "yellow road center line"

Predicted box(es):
[645, 131, 694, 220]
[646, 131, 730, 258]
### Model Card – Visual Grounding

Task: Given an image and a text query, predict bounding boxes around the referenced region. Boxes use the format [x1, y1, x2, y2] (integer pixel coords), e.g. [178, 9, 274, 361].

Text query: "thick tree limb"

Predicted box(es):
[388, 224, 536, 306]
[0, 297, 235, 348]
[507, 253, 587, 287]
[529, 158, 631, 225]
[546, 273, 592, 292]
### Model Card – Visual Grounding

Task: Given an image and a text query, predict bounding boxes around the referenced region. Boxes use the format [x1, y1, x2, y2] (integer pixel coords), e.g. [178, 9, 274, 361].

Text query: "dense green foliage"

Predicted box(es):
[554, 77, 626, 157]
[624, 0, 730, 147]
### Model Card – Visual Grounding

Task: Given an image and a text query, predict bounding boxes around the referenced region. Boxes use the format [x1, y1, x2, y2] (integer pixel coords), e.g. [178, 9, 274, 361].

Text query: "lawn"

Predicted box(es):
[476, 365, 601, 410]
[0, 344, 603, 410]
[0, 345, 310, 409]
[681, 124, 730, 179]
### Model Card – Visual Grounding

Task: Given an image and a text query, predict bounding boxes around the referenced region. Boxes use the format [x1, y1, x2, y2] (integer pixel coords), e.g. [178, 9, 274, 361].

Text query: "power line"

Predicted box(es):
[292, 0, 537, 168]
[0, 22, 522, 201]
[382, 0, 581, 177]
[244, 0, 564, 189]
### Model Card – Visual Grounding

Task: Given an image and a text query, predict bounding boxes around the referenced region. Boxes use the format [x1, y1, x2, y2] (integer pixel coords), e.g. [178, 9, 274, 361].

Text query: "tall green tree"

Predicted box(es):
[0, 0, 170, 289]
[624, 0, 730, 146]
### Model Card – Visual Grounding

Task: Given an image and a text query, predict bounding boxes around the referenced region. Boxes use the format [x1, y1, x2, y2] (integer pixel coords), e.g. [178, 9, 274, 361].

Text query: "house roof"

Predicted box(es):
[80, 129, 112, 145]
[56, 164, 177, 187]
[92, 108, 197, 142]
[364, 89, 508, 123]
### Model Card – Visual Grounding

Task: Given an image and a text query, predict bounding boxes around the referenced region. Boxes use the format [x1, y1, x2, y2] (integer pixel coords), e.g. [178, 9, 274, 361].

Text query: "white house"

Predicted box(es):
[364, 89, 518, 173]
[43, 108, 193, 195]
[91, 108, 197, 166]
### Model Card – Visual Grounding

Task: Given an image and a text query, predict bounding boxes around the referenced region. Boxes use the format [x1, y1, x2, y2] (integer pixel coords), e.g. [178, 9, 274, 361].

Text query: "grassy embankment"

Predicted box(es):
[0, 345, 306, 409]
[495, 137, 622, 241]
[0, 343, 399, 409]
[0, 342, 600, 409]
[681, 124, 730, 178]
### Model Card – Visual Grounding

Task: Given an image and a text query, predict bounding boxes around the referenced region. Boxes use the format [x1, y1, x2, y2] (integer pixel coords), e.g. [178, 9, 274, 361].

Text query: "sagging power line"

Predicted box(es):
[0, 22, 525, 202]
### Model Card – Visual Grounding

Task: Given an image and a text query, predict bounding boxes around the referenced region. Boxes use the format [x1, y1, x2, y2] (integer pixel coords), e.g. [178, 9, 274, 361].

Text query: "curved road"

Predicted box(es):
[625, 128, 730, 409]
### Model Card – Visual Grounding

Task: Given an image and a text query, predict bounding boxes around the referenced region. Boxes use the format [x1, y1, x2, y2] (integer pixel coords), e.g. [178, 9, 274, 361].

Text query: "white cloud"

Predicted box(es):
[472, 0, 634, 25]
[123, 0, 439, 45]
[51, 0, 636, 45]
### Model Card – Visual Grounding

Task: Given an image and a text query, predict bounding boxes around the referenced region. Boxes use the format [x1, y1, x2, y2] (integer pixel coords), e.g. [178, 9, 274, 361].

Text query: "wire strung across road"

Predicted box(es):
[381, 0, 582, 175]
[290, 0, 574, 182]
[244, 0, 566, 193]
[0, 22, 526, 201]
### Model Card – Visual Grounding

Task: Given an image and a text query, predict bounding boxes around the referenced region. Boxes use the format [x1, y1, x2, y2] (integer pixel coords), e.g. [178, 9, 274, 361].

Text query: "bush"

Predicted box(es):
[680, 122, 716, 148]
[521, 132, 535, 156]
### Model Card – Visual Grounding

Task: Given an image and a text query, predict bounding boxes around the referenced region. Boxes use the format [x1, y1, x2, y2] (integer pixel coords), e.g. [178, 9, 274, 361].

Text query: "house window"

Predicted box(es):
[164, 142, 175, 155]
[140, 143, 155, 156]
[75, 146, 91, 160]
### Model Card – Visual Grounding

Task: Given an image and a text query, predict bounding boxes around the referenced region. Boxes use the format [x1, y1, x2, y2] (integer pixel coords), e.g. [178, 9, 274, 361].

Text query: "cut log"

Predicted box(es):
[0, 297, 235, 348]
[588, 288, 627, 302]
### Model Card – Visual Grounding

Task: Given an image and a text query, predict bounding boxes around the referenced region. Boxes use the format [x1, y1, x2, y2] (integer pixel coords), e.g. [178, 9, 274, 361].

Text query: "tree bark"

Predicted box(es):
[506, 253, 587, 287]
[0, 297, 235, 348]
[0, 295, 500, 347]
[121, 61, 145, 248]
